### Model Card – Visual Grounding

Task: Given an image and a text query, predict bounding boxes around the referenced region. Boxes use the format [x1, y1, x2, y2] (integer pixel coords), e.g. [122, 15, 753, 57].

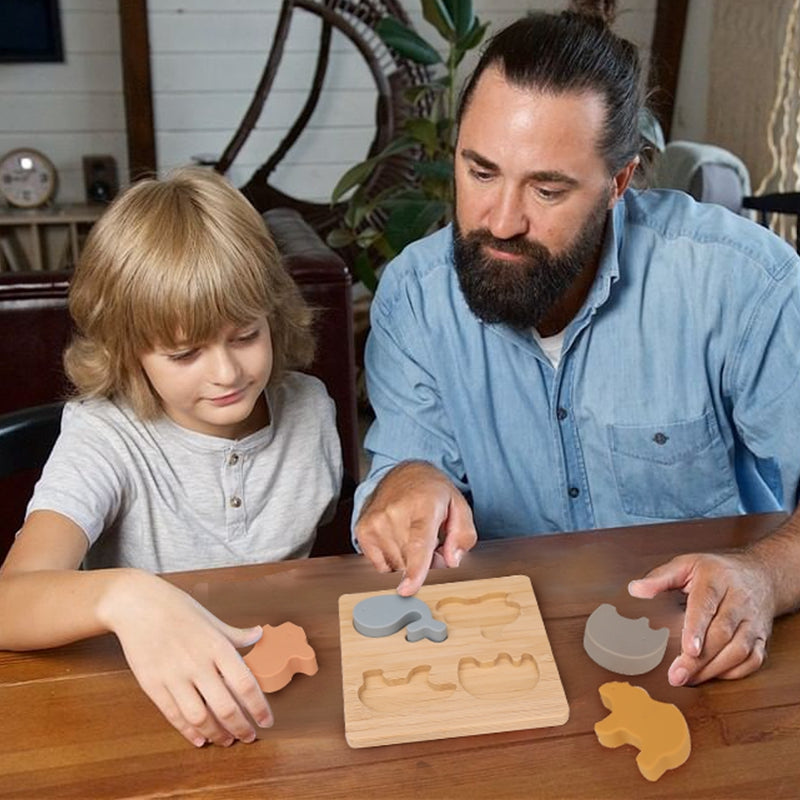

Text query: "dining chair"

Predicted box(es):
[0, 401, 64, 558]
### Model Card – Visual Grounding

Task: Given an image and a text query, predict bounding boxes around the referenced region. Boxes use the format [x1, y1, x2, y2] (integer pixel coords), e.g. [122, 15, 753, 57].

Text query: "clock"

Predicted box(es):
[0, 148, 58, 208]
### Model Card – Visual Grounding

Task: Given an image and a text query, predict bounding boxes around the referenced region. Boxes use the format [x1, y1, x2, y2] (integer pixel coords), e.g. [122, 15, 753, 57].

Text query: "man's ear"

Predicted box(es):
[608, 157, 639, 207]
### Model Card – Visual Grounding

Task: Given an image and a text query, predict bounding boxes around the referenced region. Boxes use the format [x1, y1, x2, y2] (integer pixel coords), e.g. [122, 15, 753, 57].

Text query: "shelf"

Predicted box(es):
[0, 203, 105, 272]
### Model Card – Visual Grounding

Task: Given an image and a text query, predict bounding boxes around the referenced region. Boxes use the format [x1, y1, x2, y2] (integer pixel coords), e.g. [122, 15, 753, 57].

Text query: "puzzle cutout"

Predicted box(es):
[338, 575, 569, 748]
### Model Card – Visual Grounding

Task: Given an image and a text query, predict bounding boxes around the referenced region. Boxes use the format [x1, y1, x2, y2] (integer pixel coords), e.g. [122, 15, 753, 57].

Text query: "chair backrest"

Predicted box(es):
[654, 140, 752, 215]
[0, 401, 64, 557]
[0, 271, 72, 416]
[742, 192, 800, 253]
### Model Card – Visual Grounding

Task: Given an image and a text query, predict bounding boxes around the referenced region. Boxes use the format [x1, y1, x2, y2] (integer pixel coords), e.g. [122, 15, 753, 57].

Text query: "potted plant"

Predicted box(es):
[327, 0, 489, 294]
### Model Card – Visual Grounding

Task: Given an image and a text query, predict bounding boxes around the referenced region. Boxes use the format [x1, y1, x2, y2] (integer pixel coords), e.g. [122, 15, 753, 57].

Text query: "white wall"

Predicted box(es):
[148, 0, 656, 201]
[0, 0, 127, 204]
[0, 0, 656, 205]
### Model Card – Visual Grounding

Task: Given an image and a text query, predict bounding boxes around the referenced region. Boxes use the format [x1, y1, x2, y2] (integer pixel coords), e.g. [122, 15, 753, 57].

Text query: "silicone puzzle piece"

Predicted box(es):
[243, 622, 318, 692]
[584, 603, 669, 675]
[594, 681, 691, 781]
[352, 594, 448, 642]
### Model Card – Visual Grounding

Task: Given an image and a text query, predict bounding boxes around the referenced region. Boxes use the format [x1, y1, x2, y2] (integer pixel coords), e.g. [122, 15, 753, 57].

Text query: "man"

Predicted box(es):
[353, 6, 800, 688]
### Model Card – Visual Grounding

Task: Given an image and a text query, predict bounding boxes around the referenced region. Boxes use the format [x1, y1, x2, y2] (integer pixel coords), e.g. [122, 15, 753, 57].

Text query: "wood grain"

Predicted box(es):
[1, 513, 798, 799]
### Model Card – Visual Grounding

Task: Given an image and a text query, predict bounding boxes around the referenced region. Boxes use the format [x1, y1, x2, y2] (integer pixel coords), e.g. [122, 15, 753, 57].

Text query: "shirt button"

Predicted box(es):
[556, 407, 568, 421]
[568, 487, 580, 498]
[653, 432, 669, 445]
[228, 453, 240, 466]
[229, 496, 242, 508]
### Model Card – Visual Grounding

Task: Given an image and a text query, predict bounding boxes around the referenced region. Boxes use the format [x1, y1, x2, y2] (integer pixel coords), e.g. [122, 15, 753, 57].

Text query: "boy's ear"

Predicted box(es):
[608, 157, 639, 207]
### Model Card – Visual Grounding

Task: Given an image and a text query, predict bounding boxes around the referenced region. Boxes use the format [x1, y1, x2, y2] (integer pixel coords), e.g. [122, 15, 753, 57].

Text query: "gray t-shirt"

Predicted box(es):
[27, 372, 342, 573]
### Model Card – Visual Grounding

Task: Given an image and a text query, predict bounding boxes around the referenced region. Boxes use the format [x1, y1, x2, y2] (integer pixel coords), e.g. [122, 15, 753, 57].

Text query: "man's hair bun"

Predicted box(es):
[568, 0, 617, 26]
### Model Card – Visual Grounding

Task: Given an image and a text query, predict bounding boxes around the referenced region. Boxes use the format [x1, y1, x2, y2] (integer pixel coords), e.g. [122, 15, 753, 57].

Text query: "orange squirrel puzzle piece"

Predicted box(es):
[243, 622, 318, 692]
[594, 681, 691, 781]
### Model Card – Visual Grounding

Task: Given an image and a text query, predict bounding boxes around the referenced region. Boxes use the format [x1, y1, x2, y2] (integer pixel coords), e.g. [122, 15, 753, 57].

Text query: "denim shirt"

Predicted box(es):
[354, 189, 800, 540]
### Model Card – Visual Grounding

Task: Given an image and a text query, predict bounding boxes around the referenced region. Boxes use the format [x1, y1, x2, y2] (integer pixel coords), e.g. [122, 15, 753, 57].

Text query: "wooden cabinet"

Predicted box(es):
[0, 204, 104, 272]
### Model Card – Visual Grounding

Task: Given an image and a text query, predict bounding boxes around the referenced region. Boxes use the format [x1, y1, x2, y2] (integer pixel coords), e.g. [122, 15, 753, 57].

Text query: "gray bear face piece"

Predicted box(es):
[583, 603, 669, 675]
[352, 594, 448, 643]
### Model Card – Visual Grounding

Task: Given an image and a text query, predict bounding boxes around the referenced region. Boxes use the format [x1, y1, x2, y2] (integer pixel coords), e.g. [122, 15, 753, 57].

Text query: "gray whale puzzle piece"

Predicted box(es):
[352, 595, 448, 642]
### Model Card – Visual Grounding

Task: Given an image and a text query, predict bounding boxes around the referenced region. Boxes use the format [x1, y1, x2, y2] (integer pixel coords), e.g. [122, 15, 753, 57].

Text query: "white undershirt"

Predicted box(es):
[533, 327, 566, 369]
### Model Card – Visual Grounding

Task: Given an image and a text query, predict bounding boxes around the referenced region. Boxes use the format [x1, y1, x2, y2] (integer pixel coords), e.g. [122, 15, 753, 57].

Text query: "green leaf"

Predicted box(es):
[330, 138, 417, 203]
[421, 0, 455, 41]
[326, 228, 355, 249]
[331, 158, 378, 204]
[456, 18, 489, 56]
[445, 0, 474, 39]
[383, 197, 448, 251]
[414, 158, 453, 183]
[353, 250, 379, 294]
[404, 118, 439, 152]
[377, 17, 442, 65]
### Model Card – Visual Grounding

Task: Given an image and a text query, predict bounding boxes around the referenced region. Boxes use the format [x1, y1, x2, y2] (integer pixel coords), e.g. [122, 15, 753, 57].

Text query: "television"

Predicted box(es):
[0, 0, 64, 64]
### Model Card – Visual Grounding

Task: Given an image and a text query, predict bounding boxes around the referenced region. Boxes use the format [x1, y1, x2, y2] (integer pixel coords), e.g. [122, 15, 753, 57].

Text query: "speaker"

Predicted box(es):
[82, 155, 118, 204]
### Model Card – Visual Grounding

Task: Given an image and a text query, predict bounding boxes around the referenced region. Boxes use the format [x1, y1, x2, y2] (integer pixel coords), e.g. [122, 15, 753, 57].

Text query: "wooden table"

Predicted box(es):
[2, 513, 798, 799]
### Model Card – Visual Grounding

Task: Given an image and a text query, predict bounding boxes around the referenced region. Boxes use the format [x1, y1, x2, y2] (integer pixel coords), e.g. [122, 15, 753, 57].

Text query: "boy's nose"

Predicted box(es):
[209, 347, 241, 384]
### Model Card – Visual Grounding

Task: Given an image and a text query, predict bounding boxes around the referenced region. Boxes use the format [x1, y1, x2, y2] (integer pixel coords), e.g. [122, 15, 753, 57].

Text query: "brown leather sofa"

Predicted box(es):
[0, 207, 357, 557]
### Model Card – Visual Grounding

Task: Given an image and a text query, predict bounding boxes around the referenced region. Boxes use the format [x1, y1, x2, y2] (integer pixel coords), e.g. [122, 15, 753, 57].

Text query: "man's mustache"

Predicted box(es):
[462, 229, 550, 259]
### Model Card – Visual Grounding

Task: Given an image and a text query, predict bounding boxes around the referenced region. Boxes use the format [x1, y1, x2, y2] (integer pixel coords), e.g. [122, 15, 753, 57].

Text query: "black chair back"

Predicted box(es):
[0, 402, 64, 557]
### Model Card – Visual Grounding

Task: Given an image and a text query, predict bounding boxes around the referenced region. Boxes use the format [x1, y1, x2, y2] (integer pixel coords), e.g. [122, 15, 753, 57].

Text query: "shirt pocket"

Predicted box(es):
[608, 411, 736, 519]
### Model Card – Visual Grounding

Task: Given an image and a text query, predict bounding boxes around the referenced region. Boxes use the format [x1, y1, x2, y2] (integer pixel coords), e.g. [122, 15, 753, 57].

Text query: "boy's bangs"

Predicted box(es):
[130, 243, 272, 353]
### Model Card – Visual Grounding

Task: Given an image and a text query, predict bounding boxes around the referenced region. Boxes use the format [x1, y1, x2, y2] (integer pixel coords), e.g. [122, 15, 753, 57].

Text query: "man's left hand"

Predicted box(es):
[628, 552, 775, 685]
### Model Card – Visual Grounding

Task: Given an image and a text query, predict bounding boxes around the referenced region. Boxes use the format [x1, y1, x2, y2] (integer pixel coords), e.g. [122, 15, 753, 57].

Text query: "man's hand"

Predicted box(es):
[628, 551, 775, 686]
[355, 461, 478, 595]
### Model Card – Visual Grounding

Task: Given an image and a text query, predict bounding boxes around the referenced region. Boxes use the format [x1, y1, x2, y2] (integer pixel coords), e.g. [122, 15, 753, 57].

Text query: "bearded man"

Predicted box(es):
[352, 5, 800, 689]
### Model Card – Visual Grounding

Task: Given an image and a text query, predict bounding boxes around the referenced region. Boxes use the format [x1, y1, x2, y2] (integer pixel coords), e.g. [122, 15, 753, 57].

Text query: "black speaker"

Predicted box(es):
[82, 155, 118, 204]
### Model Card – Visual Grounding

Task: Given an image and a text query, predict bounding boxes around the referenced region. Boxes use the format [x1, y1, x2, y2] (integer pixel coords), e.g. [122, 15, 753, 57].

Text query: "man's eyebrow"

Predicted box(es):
[460, 148, 579, 187]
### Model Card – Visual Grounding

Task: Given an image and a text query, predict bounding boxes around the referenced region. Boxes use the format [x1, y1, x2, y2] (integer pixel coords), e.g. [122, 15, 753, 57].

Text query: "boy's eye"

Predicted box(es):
[234, 329, 260, 343]
[167, 348, 198, 362]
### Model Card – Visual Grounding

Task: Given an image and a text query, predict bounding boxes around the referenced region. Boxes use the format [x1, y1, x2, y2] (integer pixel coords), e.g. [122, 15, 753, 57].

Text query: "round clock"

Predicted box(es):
[0, 148, 58, 208]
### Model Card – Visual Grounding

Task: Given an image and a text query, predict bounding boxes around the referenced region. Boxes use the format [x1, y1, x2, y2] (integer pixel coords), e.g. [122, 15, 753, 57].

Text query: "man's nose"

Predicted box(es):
[487, 185, 529, 240]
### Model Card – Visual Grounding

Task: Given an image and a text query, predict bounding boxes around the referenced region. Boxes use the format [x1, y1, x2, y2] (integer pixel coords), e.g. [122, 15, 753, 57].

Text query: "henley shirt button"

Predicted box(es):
[228, 453, 240, 466]
[653, 432, 669, 445]
[556, 407, 568, 421]
[568, 487, 580, 498]
[229, 496, 242, 508]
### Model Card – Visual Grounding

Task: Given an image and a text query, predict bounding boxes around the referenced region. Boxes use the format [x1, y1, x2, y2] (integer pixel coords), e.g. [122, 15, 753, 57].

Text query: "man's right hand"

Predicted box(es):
[354, 461, 478, 595]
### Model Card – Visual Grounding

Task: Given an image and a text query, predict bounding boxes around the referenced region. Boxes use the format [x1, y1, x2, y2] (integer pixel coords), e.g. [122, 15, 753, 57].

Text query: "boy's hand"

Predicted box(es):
[99, 570, 273, 747]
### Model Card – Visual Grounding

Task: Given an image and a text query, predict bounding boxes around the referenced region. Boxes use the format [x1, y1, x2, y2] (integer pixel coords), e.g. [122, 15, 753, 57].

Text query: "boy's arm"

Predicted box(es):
[0, 510, 273, 747]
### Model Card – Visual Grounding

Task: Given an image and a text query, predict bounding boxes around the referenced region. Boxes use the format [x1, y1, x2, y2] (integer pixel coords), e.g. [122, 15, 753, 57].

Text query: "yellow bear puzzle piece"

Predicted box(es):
[594, 681, 691, 781]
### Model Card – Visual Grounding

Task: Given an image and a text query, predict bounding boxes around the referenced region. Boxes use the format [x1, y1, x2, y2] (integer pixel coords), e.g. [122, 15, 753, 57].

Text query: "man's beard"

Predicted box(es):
[452, 194, 610, 331]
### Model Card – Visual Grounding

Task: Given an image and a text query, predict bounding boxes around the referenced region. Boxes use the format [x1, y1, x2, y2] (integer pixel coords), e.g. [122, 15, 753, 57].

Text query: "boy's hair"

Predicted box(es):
[456, 1, 644, 176]
[65, 167, 315, 419]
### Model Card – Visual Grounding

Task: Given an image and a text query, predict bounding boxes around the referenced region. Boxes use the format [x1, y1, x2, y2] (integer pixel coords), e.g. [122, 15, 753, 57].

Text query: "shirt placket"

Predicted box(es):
[552, 341, 594, 531]
[223, 449, 247, 539]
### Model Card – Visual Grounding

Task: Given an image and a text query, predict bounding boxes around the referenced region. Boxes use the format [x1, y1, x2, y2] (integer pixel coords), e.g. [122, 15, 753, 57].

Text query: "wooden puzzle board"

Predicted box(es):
[338, 575, 569, 748]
